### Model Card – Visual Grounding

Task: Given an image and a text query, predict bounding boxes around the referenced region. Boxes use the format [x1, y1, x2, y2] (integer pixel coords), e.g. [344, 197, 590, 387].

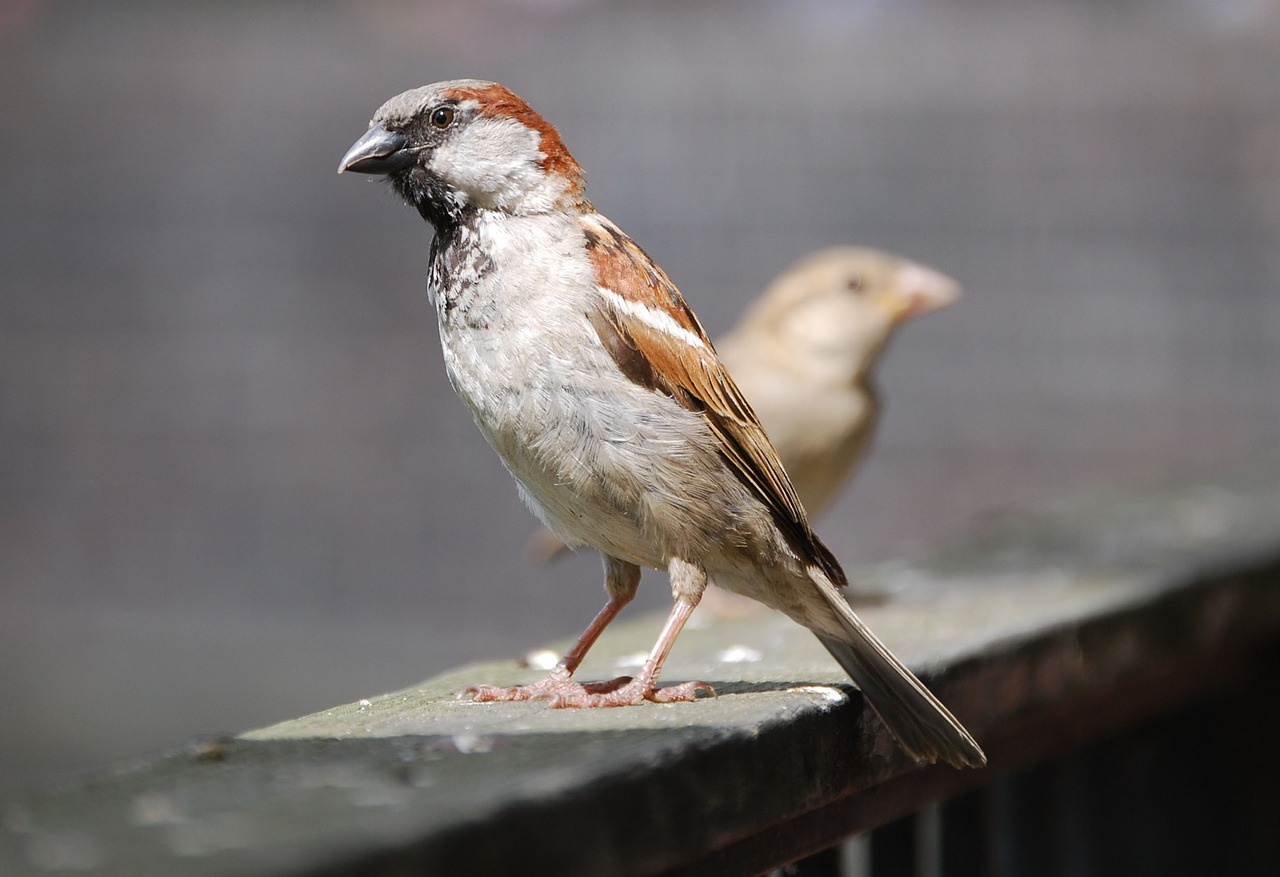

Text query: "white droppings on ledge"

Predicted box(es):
[524, 649, 559, 671]
[788, 685, 848, 705]
[129, 792, 187, 827]
[451, 734, 494, 754]
[717, 645, 763, 663]
[357, 699, 372, 710]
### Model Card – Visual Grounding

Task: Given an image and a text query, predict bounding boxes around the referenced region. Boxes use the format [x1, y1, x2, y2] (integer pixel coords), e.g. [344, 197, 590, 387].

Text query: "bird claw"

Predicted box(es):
[644, 679, 717, 704]
[463, 674, 715, 708]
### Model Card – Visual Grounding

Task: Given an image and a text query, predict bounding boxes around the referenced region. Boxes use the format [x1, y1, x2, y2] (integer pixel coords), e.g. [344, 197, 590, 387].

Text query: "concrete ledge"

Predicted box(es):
[3, 468, 1279, 876]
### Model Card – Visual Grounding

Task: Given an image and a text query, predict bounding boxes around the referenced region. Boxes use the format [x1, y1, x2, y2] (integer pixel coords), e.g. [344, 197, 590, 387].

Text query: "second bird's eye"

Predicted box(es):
[430, 106, 455, 129]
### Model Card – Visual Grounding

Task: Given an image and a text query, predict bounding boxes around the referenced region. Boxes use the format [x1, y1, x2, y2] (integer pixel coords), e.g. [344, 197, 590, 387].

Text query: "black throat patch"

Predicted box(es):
[427, 214, 495, 326]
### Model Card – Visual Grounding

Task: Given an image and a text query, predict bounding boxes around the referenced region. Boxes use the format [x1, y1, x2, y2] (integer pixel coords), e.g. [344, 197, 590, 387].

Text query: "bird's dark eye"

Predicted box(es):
[846, 275, 864, 292]
[430, 106, 455, 129]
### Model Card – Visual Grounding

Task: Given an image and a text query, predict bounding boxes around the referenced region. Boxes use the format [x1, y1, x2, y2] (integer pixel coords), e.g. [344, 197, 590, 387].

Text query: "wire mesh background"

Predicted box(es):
[1, 0, 1278, 783]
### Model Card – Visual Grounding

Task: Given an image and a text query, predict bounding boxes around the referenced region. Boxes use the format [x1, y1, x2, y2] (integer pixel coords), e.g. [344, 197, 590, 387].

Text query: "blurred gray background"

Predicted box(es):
[2, 0, 1278, 786]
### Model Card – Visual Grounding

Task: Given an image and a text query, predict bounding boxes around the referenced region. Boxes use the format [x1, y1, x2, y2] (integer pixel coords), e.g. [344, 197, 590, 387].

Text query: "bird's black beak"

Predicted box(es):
[338, 123, 414, 175]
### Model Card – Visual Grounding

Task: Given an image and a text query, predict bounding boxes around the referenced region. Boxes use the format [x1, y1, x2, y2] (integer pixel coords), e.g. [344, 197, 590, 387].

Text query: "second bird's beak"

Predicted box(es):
[338, 124, 413, 175]
[881, 264, 962, 322]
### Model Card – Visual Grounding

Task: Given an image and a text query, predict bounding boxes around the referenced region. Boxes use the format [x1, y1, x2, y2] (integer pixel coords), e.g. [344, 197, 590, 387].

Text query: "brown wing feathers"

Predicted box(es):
[581, 216, 846, 586]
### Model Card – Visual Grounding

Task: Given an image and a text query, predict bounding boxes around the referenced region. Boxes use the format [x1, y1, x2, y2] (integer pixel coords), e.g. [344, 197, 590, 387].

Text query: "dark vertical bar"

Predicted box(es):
[1123, 697, 1246, 877]
[985, 765, 1058, 877]
[869, 814, 916, 877]
[1048, 750, 1097, 877]
[1233, 650, 1280, 877]
[939, 790, 986, 877]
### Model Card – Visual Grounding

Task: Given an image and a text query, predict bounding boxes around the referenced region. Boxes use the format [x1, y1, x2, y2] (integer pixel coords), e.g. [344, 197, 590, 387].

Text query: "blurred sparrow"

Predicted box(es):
[340, 80, 984, 767]
[530, 247, 960, 561]
[718, 248, 959, 514]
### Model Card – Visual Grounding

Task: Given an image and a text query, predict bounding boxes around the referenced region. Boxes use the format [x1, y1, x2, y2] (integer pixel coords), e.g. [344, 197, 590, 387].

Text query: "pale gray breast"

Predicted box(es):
[428, 211, 771, 568]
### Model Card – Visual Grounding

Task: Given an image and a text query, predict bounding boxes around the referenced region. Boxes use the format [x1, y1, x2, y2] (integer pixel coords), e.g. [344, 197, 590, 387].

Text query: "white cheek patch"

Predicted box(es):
[595, 287, 709, 352]
[430, 116, 563, 213]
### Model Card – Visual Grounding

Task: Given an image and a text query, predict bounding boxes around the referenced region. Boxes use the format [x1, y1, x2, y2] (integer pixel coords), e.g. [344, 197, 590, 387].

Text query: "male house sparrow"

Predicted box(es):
[339, 81, 984, 768]
[531, 248, 961, 560]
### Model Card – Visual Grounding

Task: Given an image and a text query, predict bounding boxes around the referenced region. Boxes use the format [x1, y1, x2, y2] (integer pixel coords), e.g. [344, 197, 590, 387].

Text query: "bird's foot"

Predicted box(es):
[541, 676, 715, 708]
[465, 670, 616, 703]
[465, 665, 584, 703]
[465, 667, 714, 708]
